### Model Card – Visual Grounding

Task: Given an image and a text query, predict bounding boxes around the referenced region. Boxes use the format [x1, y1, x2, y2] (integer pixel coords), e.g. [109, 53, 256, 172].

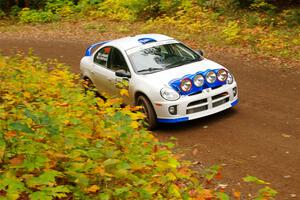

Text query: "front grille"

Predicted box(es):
[187, 105, 208, 114]
[187, 99, 207, 107]
[212, 97, 229, 108]
[185, 90, 230, 115]
[212, 92, 228, 100]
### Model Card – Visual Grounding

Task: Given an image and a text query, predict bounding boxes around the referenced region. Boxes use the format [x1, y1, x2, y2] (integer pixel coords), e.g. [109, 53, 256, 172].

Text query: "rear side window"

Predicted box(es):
[94, 46, 111, 67]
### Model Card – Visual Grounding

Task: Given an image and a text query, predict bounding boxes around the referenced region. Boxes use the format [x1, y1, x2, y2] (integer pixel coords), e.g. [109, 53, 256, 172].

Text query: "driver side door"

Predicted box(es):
[107, 47, 131, 102]
[91, 46, 116, 96]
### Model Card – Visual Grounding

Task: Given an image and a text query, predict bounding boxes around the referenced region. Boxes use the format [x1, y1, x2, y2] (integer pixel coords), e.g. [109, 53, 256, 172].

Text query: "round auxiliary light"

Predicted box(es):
[194, 74, 205, 87]
[180, 78, 192, 92]
[217, 69, 228, 82]
[206, 71, 217, 84]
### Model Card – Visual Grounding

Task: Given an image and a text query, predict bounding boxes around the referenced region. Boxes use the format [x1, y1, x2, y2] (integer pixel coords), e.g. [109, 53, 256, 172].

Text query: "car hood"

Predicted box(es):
[142, 59, 226, 86]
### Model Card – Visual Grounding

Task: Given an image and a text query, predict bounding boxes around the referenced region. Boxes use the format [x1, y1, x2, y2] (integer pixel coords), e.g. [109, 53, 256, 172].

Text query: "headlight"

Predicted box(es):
[160, 87, 180, 101]
[227, 73, 234, 84]
[217, 69, 228, 82]
[180, 78, 192, 92]
[206, 71, 216, 84]
[194, 74, 205, 87]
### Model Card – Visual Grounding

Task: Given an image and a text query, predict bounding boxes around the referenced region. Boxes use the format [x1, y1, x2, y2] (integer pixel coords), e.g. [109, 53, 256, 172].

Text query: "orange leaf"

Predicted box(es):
[86, 185, 100, 193]
[56, 102, 69, 107]
[196, 189, 213, 200]
[233, 191, 241, 199]
[215, 171, 222, 180]
[5, 131, 17, 139]
[9, 155, 24, 165]
[94, 166, 105, 175]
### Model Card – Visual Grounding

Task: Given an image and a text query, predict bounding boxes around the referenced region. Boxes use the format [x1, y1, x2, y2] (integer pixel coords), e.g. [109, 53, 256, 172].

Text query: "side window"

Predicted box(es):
[108, 48, 129, 72]
[94, 46, 112, 67]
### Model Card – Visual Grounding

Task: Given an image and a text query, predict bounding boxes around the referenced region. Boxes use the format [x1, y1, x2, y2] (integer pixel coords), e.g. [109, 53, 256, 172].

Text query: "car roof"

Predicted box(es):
[105, 34, 174, 51]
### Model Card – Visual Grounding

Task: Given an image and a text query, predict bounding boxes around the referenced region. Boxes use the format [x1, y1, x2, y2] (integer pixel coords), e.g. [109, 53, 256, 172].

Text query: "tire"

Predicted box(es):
[137, 95, 157, 130]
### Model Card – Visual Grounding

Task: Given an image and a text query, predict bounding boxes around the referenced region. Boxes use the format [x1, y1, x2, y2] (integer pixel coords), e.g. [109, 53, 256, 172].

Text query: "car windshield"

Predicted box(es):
[128, 43, 202, 74]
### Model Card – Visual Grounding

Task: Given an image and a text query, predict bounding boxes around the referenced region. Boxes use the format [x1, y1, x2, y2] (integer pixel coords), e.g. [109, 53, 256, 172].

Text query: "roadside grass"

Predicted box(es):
[139, 6, 300, 61]
[1, 1, 299, 62]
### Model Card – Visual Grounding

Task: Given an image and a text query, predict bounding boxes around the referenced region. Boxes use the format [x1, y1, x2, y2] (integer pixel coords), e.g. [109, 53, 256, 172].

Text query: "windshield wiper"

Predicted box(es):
[137, 67, 164, 73]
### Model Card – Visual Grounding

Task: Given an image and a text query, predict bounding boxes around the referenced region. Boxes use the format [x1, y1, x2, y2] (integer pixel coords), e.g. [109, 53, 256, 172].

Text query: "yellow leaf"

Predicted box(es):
[23, 91, 31, 98]
[86, 185, 100, 193]
[63, 120, 71, 126]
[130, 121, 139, 129]
[120, 89, 129, 96]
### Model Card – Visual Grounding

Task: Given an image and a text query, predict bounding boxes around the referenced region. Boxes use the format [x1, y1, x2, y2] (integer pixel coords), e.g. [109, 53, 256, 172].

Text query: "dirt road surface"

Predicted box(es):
[1, 37, 300, 199]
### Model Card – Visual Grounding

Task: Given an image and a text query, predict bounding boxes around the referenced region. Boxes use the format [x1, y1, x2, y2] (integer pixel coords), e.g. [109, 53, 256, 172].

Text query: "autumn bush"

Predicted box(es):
[0, 54, 278, 199]
[0, 54, 221, 199]
[141, 3, 300, 60]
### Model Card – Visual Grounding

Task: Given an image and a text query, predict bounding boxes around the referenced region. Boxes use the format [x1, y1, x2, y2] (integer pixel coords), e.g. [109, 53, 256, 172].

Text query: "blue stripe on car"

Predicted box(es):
[138, 38, 157, 44]
[85, 41, 109, 56]
[157, 117, 189, 123]
[231, 99, 239, 107]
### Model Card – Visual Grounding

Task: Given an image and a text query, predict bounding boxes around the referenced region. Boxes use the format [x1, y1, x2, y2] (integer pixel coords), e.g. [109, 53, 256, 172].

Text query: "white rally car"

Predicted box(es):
[80, 34, 238, 129]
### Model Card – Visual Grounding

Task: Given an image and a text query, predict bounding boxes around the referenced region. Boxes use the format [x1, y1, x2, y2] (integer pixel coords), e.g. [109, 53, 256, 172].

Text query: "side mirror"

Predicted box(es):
[195, 50, 204, 56]
[115, 69, 131, 79]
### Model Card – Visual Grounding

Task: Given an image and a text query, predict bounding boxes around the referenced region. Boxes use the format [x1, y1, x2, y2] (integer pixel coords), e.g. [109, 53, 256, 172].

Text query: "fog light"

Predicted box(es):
[168, 106, 177, 115]
[233, 87, 238, 97]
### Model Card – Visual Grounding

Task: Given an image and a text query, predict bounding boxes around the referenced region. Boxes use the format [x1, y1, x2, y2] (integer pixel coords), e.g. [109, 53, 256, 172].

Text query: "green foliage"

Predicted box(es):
[0, 53, 278, 199]
[0, 54, 226, 199]
[0, 10, 5, 19]
[9, 5, 21, 17]
[250, 0, 277, 13]
[222, 21, 241, 43]
[141, 3, 300, 60]
[45, 0, 76, 17]
[243, 175, 278, 199]
[256, 186, 278, 200]
[281, 9, 300, 27]
[243, 175, 270, 185]
[204, 165, 221, 181]
[18, 8, 58, 23]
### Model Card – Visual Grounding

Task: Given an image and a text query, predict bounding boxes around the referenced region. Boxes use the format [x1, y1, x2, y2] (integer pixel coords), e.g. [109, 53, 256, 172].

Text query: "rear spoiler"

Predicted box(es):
[85, 41, 109, 56]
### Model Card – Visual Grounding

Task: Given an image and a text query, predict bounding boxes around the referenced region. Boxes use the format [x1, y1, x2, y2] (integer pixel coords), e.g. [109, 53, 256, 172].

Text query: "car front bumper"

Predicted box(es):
[153, 82, 238, 123]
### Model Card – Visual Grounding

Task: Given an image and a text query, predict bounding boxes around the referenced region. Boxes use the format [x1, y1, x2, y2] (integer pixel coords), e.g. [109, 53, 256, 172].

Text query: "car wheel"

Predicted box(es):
[137, 95, 157, 130]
